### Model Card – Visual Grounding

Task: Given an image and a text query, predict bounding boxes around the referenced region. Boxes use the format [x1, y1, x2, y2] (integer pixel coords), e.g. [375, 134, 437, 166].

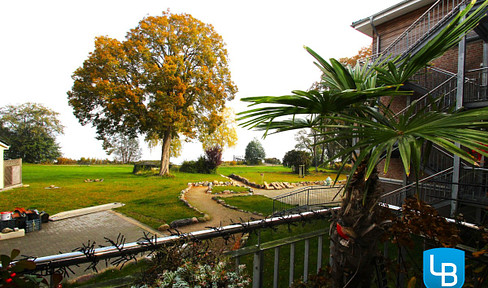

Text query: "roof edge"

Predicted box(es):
[352, 0, 436, 36]
[0, 140, 9, 149]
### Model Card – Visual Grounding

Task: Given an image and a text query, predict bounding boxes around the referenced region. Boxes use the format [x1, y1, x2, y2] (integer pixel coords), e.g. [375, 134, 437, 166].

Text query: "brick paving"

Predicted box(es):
[0, 211, 159, 258]
[0, 210, 161, 278]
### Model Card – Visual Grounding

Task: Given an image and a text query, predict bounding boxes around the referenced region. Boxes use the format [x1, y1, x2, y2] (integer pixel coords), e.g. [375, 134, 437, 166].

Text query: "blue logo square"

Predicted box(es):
[423, 248, 464, 288]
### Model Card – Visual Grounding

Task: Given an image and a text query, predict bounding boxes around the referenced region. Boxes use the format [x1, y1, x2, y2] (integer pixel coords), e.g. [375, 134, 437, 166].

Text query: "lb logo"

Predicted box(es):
[423, 248, 464, 288]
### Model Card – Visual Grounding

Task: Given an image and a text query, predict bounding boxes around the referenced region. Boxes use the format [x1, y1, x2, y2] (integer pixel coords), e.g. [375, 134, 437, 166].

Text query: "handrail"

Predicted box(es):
[393, 73, 457, 117]
[273, 185, 342, 200]
[466, 67, 488, 73]
[10, 208, 338, 272]
[430, 66, 457, 77]
[380, 167, 453, 199]
[380, 0, 467, 59]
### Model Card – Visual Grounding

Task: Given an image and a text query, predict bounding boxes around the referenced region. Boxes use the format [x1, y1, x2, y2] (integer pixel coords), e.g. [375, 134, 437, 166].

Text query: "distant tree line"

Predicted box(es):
[0, 103, 63, 163]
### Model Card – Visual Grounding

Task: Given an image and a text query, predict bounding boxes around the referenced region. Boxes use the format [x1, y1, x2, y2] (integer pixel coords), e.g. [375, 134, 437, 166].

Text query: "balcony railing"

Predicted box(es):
[380, 167, 454, 206]
[459, 166, 488, 203]
[464, 67, 488, 106]
[5, 209, 336, 288]
[6, 200, 488, 287]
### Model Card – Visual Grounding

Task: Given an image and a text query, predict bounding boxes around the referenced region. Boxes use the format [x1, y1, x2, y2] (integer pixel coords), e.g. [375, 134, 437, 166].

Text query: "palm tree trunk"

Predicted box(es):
[330, 161, 383, 287]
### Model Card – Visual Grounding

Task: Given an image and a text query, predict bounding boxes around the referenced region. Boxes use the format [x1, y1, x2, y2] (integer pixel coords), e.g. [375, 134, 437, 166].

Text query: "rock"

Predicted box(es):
[158, 224, 170, 231]
[264, 181, 270, 189]
[223, 190, 231, 194]
[2, 228, 14, 233]
[170, 218, 194, 228]
[191, 217, 198, 223]
[203, 214, 211, 221]
[284, 182, 293, 189]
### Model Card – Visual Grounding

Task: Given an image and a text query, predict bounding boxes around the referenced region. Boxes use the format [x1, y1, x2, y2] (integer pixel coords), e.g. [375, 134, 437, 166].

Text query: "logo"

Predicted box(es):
[423, 248, 464, 288]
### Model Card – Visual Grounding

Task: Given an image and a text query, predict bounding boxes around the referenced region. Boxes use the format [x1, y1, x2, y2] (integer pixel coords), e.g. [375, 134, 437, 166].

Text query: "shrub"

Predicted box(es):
[204, 146, 223, 172]
[179, 157, 213, 174]
[179, 159, 202, 174]
[282, 149, 311, 174]
[180, 147, 222, 174]
[56, 157, 77, 165]
[155, 260, 250, 287]
[264, 157, 281, 165]
[134, 242, 250, 287]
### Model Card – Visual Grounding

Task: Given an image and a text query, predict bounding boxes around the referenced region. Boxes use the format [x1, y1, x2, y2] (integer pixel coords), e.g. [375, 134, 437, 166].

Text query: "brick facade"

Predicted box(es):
[374, 5, 430, 52]
[368, 1, 486, 181]
[431, 40, 484, 73]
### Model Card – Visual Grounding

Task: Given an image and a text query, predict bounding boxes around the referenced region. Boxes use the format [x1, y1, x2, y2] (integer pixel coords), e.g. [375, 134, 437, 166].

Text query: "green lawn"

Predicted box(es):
[219, 165, 346, 184]
[210, 185, 250, 194]
[0, 164, 226, 229]
[0, 164, 343, 230]
[221, 195, 295, 216]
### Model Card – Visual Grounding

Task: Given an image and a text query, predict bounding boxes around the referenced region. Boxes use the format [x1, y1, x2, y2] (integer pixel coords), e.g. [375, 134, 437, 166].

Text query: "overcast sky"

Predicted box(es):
[0, 0, 401, 163]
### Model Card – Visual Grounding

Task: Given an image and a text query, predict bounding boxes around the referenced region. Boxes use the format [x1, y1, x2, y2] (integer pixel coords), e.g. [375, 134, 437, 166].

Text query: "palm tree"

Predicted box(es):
[239, 1, 488, 287]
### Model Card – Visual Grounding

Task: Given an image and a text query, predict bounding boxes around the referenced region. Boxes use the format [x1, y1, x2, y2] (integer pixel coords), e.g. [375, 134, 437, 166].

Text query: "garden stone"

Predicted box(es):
[170, 218, 194, 228]
[158, 224, 170, 231]
[191, 217, 198, 223]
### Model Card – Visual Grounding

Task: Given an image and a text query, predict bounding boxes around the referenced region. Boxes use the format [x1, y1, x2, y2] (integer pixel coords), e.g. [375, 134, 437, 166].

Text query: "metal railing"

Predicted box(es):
[379, 167, 454, 206]
[394, 67, 458, 118]
[464, 67, 488, 105]
[459, 166, 488, 203]
[8, 208, 336, 288]
[272, 185, 343, 215]
[8, 201, 488, 287]
[426, 144, 455, 173]
[378, 0, 466, 59]
[228, 228, 329, 288]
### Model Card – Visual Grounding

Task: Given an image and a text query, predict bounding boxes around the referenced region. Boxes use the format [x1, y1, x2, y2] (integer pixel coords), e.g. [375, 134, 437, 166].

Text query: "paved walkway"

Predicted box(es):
[0, 210, 159, 273]
[177, 186, 262, 233]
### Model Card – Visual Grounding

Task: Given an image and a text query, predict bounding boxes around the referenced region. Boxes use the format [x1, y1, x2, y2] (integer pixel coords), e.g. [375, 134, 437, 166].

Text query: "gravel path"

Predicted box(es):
[177, 186, 263, 233]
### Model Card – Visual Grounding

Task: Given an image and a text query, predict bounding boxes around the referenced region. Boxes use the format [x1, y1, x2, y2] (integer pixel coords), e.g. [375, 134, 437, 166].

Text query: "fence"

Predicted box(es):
[6, 208, 335, 288]
[4, 158, 22, 189]
[272, 185, 343, 215]
[7, 204, 488, 287]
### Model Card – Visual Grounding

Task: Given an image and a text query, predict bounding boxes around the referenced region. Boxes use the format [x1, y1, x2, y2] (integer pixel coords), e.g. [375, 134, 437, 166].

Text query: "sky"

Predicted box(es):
[0, 0, 401, 164]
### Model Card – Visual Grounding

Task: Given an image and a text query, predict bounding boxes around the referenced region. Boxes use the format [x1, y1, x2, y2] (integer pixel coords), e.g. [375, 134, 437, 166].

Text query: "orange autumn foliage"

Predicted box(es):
[68, 11, 237, 175]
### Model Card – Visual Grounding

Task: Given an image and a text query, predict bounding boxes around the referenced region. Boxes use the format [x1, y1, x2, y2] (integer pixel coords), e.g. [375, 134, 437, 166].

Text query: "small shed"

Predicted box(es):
[0, 141, 9, 190]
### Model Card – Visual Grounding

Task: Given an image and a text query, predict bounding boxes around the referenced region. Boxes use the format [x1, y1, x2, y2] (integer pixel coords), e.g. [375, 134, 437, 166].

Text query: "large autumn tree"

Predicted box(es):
[68, 11, 237, 175]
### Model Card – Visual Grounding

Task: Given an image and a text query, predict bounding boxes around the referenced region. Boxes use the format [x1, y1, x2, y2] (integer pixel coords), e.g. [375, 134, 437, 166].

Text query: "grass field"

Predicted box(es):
[0, 164, 226, 229]
[0, 164, 343, 229]
[219, 165, 346, 184]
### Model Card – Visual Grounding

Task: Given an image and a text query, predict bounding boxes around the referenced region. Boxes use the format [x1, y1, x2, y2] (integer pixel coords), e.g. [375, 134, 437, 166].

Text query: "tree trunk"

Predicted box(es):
[159, 129, 172, 176]
[330, 162, 384, 287]
[313, 131, 318, 172]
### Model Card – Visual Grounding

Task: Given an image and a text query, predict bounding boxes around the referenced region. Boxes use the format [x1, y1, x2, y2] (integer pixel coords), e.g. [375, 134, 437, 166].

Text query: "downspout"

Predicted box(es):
[370, 16, 380, 56]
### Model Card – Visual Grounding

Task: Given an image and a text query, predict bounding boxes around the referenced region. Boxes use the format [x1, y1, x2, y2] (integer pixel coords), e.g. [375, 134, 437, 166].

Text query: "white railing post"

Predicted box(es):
[273, 247, 280, 288]
[253, 251, 263, 288]
[289, 243, 295, 287]
[304, 239, 310, 282]
[317, 235, 323, 273]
